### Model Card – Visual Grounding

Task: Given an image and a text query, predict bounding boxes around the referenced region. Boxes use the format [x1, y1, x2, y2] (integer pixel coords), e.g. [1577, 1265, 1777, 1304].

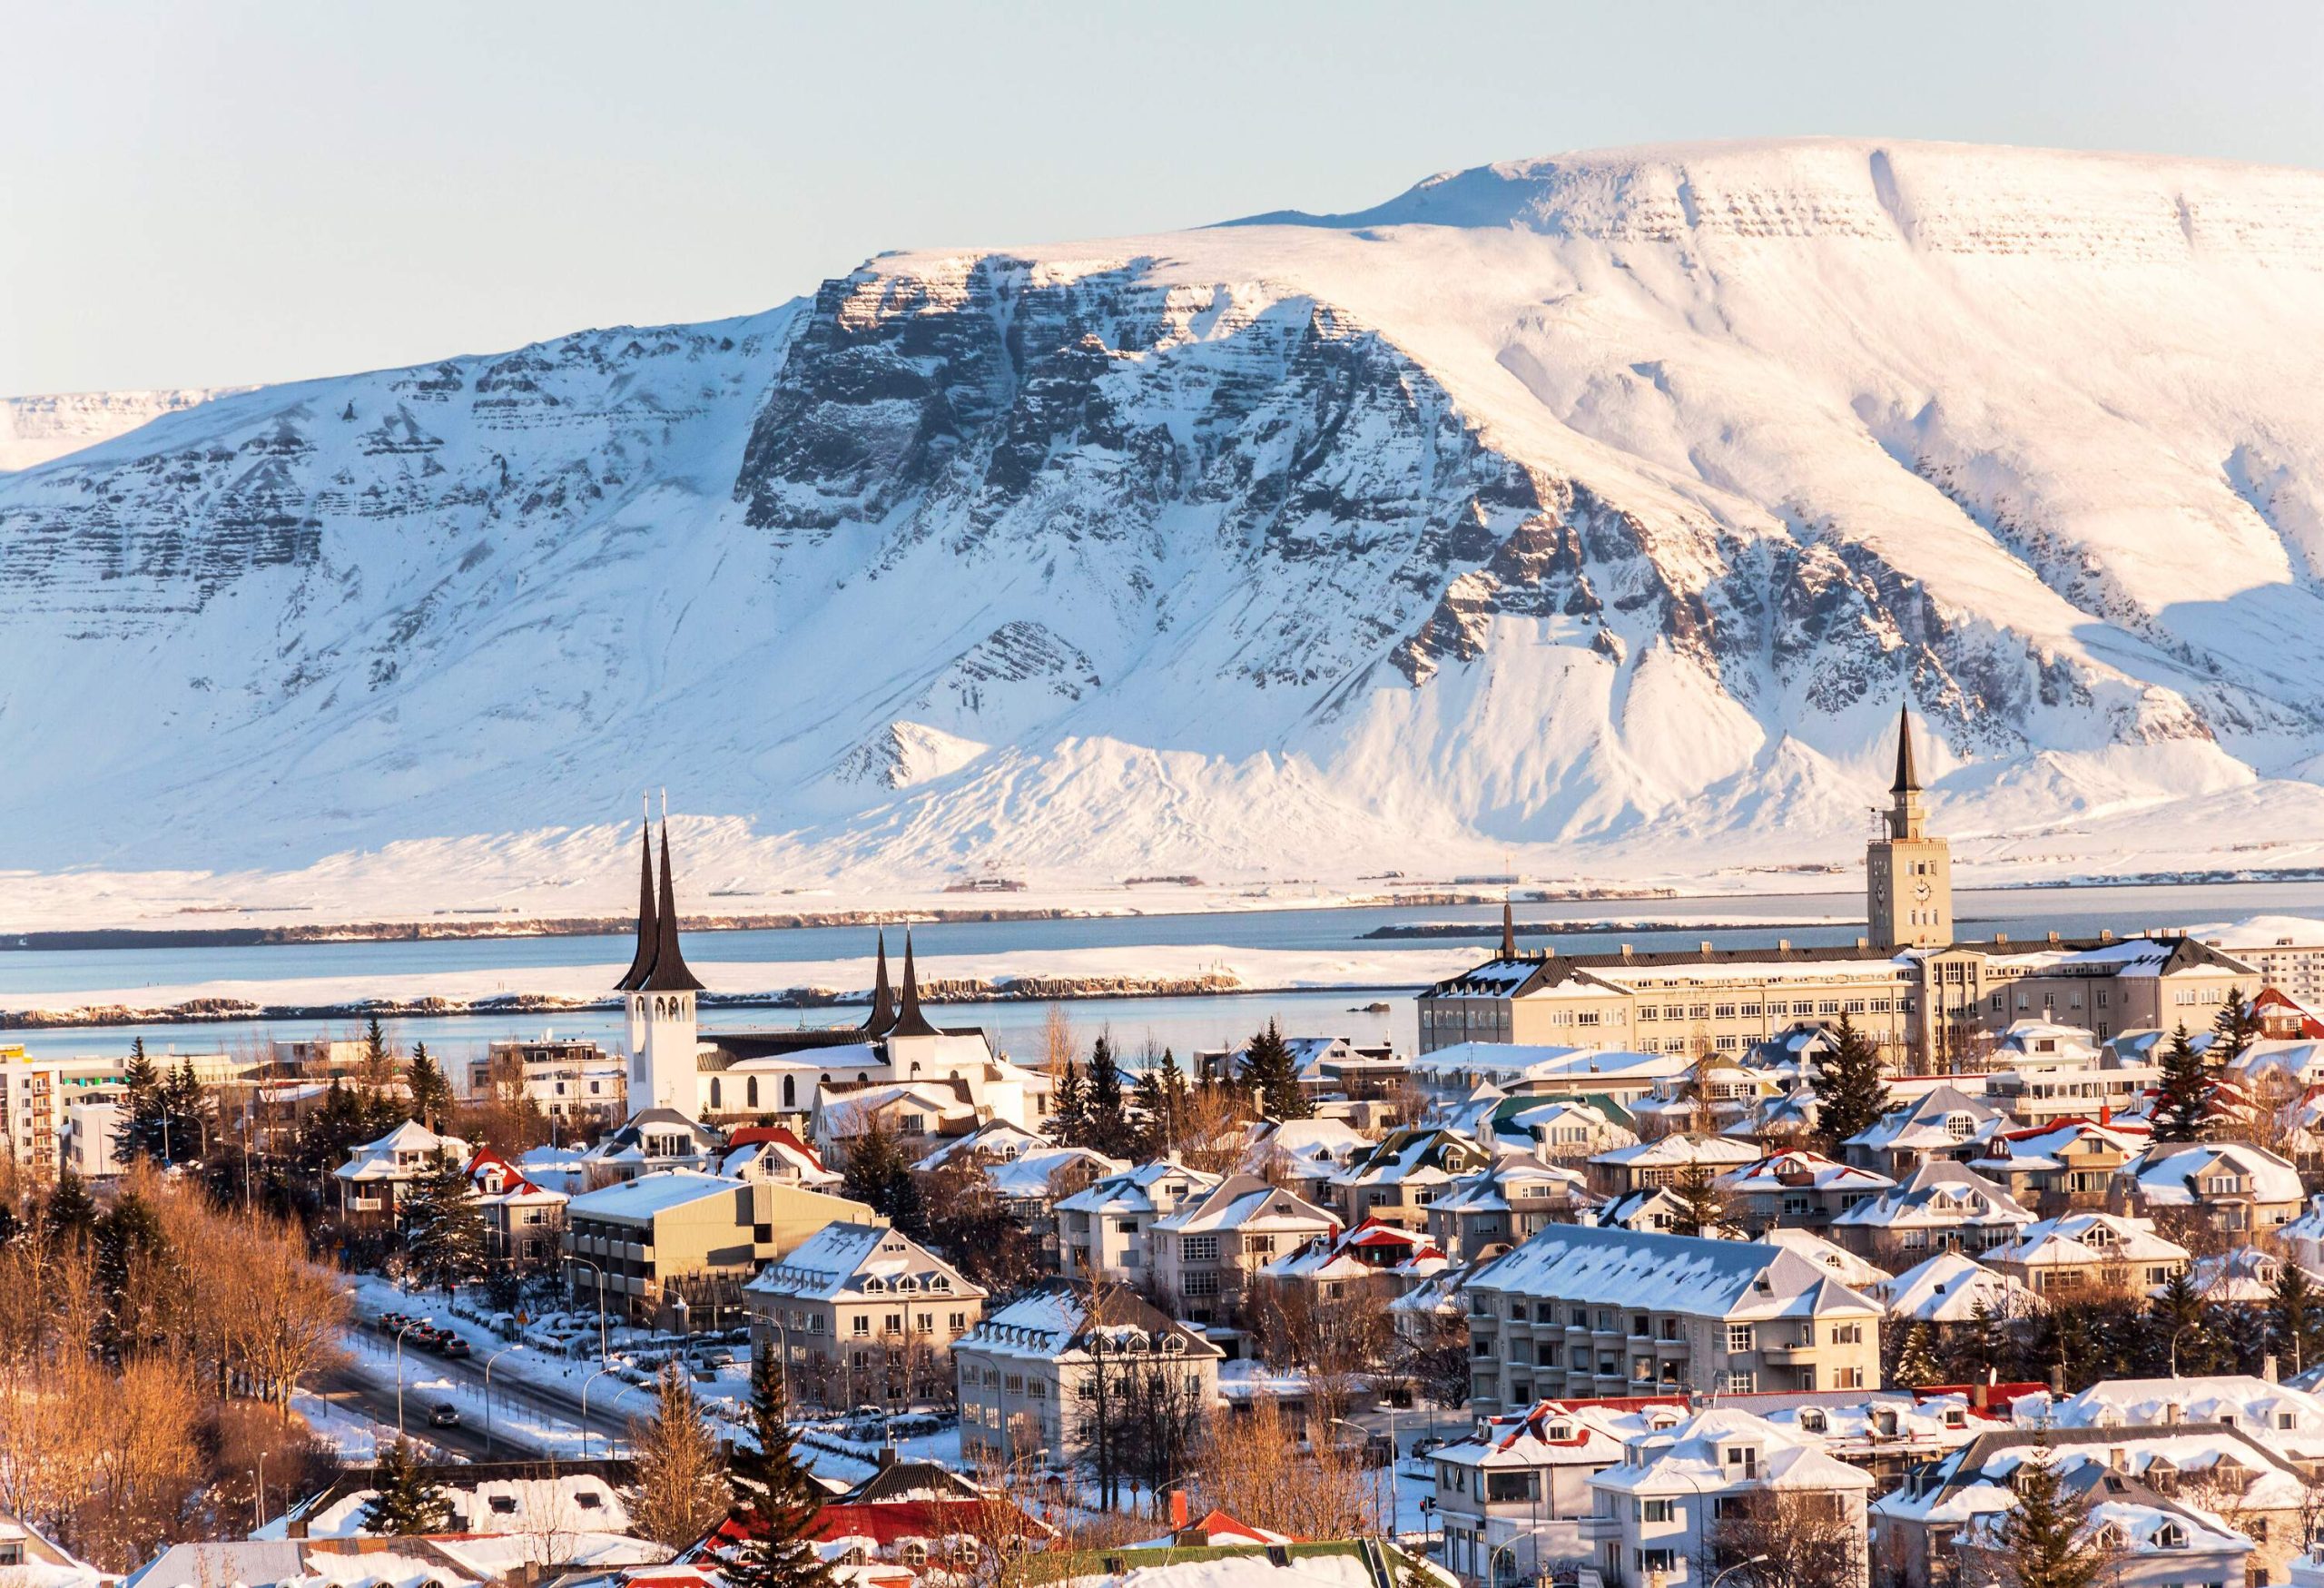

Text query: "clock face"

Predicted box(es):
[1915, 879, 1934, 904]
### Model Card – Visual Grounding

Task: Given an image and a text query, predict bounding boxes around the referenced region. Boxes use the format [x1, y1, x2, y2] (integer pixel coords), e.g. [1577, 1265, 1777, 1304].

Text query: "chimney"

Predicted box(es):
[1995, 932, 2007, 945]
[1972, 1381, 1988, 1410]
[1856, 937, 1868, 951]
[2100, 929, 2114, 942]
[1170, 1489, 1189, 1531]
[1778, 939, 1791, 952]
[878, 1445, 898, 1470]
[1621, 943, 1634, 961]
[2267, 1354, 2280, 1385]
[2047, 932, 2061, 945]
[2108, 1446, 2126, 1472]
[1699, 942, 1714, 956]
[2048, 1364, 2065, 1394]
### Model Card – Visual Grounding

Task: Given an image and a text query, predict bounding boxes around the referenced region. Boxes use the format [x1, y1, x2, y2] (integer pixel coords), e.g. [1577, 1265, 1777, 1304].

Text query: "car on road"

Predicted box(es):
[1411, 1435, 1449, 1458]
[439, 1336, 471, 1358]
[428, 1402, 461, 1428]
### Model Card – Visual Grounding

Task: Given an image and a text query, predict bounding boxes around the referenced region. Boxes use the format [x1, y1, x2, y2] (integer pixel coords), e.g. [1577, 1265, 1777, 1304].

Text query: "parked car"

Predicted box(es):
[428, 1402, 461, 1428]
[1411, 1435, 1448, 1459]
[439, 1336, 471, 1358]
[691, 1348, 735, 1368]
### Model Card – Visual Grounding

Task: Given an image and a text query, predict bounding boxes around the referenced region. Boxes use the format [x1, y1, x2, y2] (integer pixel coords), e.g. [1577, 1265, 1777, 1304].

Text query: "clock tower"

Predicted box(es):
[1866, 705, 1951, 951]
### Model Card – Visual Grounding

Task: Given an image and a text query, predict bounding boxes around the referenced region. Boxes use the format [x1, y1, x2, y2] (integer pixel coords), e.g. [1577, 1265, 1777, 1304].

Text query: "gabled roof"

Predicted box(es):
[745, 1221, 985, 1302]
[960, 1278, 1223, 1363]
[1155, 1174, 1336, 1236]
[1876, 1250, 2034, 1324]
[1470, 1224, 1880, 1320]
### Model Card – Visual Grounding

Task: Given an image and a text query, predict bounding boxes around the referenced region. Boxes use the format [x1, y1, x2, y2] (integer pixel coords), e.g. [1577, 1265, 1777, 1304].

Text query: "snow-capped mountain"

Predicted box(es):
[10, 137, 2324, 917]
[0, 387, 251, 472]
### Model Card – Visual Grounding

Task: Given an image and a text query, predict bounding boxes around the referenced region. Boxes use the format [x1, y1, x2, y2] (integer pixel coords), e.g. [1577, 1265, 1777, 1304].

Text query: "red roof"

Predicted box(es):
[726, 1126, 827, 1168]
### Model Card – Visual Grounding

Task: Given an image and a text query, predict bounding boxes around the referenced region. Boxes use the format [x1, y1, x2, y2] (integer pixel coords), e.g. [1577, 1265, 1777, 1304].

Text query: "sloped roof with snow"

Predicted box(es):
[2125, 1139, 2304, 1205]
[1470, 1225, 1880, 1319]
[1984, 1211, 2190, 1269]
[746, 1221, 983, 1302]
[1155, 1174, 1336, 1236]
[1876, 1250, 2035, 1323]
[1831, 1160, 2032, 1232]
[1590, 1406, 1873, 1496]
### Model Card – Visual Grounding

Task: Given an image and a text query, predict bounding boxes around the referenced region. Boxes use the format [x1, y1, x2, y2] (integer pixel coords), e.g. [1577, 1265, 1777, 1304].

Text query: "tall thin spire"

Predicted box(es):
[637, 809, 704, 993]
[1891, 703, 1922, 795]
[1500, 902, 1517, 960]
[615, 795, 657, 991]
[889, 929, 941, 1039]
[862, 931, 897, 1037]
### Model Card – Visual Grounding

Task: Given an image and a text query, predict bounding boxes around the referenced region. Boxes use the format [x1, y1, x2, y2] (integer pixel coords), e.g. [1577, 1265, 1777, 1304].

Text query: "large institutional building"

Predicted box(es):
[1419, 709, 2264, 1070]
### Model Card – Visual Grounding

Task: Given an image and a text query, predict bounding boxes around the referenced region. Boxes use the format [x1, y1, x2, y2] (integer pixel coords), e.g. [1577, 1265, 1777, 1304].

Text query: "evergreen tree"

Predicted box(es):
[1991, 1441, 2110, 1588]
[360, 1438, 453, 1536]
[2211, 989, 2259, 1068]
[724, 1354, 837, 1588]
[881, 1161, 930, 1242]
[1050, 1059, 1090, 1147]
[1891, 1320, 1944, 1386]
[1131, 1046, 1193, 1158]
[627, 1363, 733, 1548]
[94, 1189, 172, 1353]
[1084, 1035, 1133, 1157]
[115, 1039, 167, 1164]
[1941, 1295, 2007, 1389]
[841, 1117, 911, 1213]
[1808, 1014, 1889, 1156]
[159, 1059, 210, 1165]
[405, 1042, 455, 1131]
[43, 1166, 98, 1243]
[1669, 1164, 1728, 1238]
[2275, 1258, 2324, 1376]
[2153, 1023, 2210, 1143]
[2147, 1266, 2214, 1376]
[1243, 1019, 1311, 1121]
[402, 1151, 487, 1297]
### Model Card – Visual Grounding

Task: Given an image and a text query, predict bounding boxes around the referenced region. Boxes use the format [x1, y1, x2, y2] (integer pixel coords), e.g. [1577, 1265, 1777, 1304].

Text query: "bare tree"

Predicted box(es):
[1188, 1396, 1382, 1540]
[1703, 1490, 1866, 1588]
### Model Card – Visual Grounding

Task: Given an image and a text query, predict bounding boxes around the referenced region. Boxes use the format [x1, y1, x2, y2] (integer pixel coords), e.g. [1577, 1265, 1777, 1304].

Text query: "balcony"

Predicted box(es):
[1761, 1341, 1822, 1365]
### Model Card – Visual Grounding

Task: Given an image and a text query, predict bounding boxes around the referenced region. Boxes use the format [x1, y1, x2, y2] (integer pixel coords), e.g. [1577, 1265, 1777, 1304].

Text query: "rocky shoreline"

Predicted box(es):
[0, 971, 1256, 1031]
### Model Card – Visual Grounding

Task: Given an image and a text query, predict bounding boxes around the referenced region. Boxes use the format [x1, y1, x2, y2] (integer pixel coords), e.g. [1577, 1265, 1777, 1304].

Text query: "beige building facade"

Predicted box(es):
[562, 1169, 875, 1327]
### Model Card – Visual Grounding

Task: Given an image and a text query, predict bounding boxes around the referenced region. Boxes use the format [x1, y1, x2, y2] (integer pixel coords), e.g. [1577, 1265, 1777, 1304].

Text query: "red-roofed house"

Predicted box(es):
[2256, 987, 2324, 1041]
[467, 1149, 567, 1266]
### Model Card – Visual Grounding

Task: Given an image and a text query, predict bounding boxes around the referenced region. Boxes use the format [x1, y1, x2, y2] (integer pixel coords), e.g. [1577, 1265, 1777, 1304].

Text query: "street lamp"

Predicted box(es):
[1486, 1543, 1519, 1588]
[2170, 1318, 2200, 1376]
[483, 1344, 523, 1456]
[579, 1370, 642, 1458]
[567, 1255, 612, 1362]
[253, 1450, 268, 1534]
[393, 1317, 432, 1439]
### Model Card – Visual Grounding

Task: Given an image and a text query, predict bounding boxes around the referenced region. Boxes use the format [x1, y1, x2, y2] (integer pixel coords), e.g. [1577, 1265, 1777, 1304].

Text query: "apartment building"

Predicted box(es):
[1055, 1159, 1220, 1286]
[563, 1169, 874, 1327]
[954, 1280, 1222, 1469]
[744, 1222, 986, 1405]
[1461, 1226, 1883, 1414]
[464, 1035, 625, 1125]
[1147, 1174, 1336, 1324]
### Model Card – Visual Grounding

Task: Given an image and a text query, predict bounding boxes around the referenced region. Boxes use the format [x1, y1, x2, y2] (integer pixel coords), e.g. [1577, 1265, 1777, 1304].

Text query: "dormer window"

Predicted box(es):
[2153, 1521, 2186, 1550]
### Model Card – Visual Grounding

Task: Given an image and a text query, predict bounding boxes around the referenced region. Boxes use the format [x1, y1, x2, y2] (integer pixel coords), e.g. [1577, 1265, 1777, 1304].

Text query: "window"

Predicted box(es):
[1636, 1550, 1675, 1575]
[1182, 1269, 1220, 1297]
[1181, 1235, 1220, 1262]
[1727, 1324, 1755, 1354]
[852, 1316, 870, 1336]
[900, 1113, 927, 1134]
[1635, 1498, 1674, 1523]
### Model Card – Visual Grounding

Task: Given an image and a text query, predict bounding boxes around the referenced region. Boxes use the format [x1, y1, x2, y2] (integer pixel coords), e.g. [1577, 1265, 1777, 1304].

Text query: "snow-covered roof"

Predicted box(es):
[334, 1120, 471, 1182]
[2125, 1139, 2304, 1206]
[1761, 1228, 1891, 1287]
[1830, 1160, 2033, 1232]
[1590, 1133, 1762, 1171]
[1875, 1250, 2035, 1324]
[1590, 1405, 1874, 1497]
[1718, 1149, 1896, 1196]
[566, 1168, 743, 1220]
[746, 1221, 985, 1303]
[1154, 1175, 1336, 1236]
[958, 1279, 1220, 1365]
[1469, 1226, 1881, 1321]
[1984, 1211, 2190, 1270]
[1054, 1158, 1220, 1217]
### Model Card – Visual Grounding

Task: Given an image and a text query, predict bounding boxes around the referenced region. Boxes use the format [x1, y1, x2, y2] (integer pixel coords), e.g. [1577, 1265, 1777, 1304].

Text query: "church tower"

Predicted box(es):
[1866, 705, 1952, 951]
[613, 806, 705, 1117]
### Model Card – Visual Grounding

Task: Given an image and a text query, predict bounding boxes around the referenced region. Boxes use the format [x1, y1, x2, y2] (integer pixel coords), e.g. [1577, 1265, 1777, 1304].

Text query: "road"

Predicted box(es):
[312, 1363, 506, 1460]
[335, 1317, 665, 1459]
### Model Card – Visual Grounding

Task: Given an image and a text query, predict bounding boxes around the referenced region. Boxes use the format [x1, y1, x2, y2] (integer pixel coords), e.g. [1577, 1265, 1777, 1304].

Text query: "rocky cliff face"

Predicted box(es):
[7, 138, 2324, 898]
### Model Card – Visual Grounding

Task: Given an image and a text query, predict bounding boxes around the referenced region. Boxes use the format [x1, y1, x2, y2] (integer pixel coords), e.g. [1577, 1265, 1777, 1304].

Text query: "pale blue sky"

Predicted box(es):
[6, 0, 2321, 393]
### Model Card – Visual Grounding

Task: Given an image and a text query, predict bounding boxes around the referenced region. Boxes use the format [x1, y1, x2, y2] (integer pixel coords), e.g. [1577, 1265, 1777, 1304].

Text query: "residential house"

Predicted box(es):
[1874, 1424, 2280, 1588]
[1411, 1044, 1696, 1113]
[1054, 1159, 1221, 1286]
[811, 1080, 980, 1166]
[466, 1149, 567, 1267]
[1239, 1117, 1374, 1200]
[1587, 1406, 1875, 1588]
[2117, 1139, 2306, 1237]
[1461, 1225, 1884, 1413]
[1432, 1401, 1641, 1587]
[1829, 1161, 2034, 1263]
[1981, 1211, 2191, 1297]
[563, 1169, 874, 1328]
[465, 1035, 625, 1127]
[718, 1126, 845, 1190]
[1840, 1085, 2005, 1178]
[744, 1222, 986, 1409]
[332, 1120, 472, 1226]
[1327, 1128, 1495, 1231]
[1714, 1149, 1894, 1238]
[1874, 1251, 2036, 1332]
[573, 1108, 724, 1189]
[1425, 1155, 1594, 1260]
[953, 1280, 1223, 1469]
[1262, 1217, 1450, 1301]
[1584, 1134, 1761, 1199]
[1965, 1116, 2149, 1213]
[1148, 1174, 1338, 1324]
[1761, 1229, 1892, 1290]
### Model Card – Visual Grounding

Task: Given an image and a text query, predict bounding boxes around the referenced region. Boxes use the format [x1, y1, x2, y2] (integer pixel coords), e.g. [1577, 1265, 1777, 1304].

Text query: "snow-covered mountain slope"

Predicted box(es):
[12, 137, 2324, 918]
[0, 387, 253, 472]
